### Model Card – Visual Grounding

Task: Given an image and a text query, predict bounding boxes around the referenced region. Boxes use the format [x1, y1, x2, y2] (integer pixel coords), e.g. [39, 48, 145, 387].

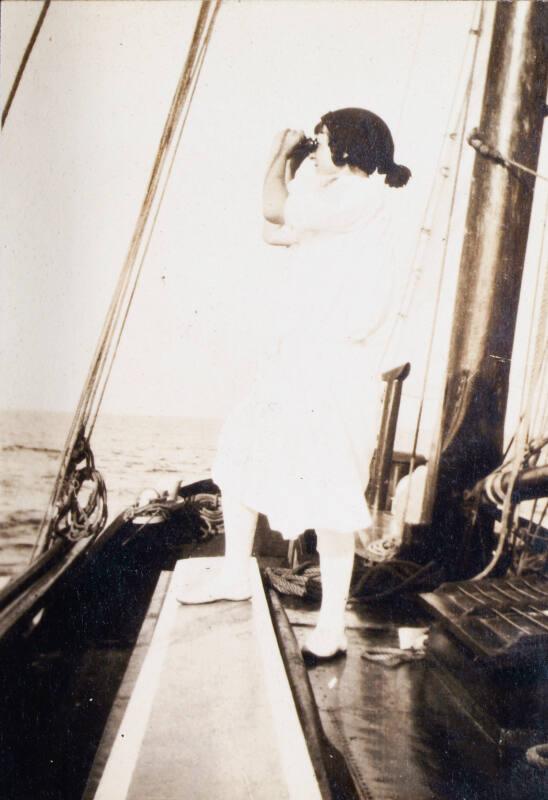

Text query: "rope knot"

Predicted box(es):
[467, 128, 506, 167]
[467, 128, 547, 181]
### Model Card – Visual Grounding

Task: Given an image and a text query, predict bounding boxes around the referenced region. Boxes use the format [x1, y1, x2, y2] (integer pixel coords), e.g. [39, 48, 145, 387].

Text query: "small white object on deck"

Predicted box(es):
[93, 557, 322, 800]
[398, 626, 429, 651]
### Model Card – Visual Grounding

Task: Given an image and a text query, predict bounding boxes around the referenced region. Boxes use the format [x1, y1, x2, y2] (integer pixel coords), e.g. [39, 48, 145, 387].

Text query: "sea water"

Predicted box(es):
[0, 409, 221, 577]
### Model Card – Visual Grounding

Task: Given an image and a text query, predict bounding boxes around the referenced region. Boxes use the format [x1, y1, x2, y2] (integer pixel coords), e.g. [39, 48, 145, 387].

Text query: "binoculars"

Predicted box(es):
[288, 136, 319, 160]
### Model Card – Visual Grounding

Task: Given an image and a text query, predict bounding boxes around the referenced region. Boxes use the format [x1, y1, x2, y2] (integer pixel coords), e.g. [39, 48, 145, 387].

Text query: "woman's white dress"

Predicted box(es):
[212, 170, 395, 539]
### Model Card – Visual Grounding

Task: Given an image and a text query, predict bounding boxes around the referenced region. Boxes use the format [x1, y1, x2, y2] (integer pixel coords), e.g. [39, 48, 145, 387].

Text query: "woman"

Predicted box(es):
[178, 108, 411, 661]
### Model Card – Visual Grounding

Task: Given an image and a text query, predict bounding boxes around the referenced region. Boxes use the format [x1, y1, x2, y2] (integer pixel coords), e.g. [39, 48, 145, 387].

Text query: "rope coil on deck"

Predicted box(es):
[266, 559, 439, 603]
[265, 564, 322, 600]
[124, 490, 224, 542]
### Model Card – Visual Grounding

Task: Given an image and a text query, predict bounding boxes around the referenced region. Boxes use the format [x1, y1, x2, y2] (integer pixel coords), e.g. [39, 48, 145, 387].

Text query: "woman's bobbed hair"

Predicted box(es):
[315, 108, 411, 188]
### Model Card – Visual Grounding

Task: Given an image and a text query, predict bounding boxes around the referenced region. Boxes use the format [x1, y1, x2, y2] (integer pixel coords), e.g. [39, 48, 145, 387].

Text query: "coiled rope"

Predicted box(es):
[266, 564, 322, 601]
[33, 1, 223, 558]
[266, 559, 439, 604]
[472, 185, 548, 580]
[526, 743, 548, 770]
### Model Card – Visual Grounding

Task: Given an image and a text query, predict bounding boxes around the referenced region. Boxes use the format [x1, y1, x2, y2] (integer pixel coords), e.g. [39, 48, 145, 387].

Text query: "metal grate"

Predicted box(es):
[420, 575, 548, 662]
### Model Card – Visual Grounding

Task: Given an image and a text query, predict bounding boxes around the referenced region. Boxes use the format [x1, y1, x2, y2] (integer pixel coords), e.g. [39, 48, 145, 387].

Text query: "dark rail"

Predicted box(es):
[370, 362, 411, 511]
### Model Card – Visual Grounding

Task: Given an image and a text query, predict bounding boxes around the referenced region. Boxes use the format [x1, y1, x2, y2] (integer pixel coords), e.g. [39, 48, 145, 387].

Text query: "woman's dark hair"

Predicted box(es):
[314, 108, 411, 188]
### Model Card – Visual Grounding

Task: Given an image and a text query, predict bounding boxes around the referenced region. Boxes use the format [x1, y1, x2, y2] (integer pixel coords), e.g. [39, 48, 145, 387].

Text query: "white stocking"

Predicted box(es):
[176, 493, 257, 604]
[221, 493, 258, 584]
[315, 528, 355, 638]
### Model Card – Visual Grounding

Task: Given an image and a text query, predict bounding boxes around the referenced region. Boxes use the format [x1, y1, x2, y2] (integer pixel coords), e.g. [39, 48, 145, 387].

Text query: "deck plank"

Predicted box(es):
[93, 558, 322, 800]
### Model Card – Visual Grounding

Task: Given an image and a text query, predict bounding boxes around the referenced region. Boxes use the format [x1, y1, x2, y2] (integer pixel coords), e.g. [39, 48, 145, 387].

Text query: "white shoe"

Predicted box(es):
[301, 627, 348, 663]
[176, 572, 252, 605]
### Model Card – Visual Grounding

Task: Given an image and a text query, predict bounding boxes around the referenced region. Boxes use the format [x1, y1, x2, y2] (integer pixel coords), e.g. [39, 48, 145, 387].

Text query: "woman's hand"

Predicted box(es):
[263, 129, 305, 225]
[271, 129, 306, 159]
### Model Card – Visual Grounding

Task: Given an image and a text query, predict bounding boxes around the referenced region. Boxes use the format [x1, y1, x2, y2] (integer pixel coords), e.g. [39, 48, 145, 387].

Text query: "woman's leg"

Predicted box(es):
[304, 528, 355, 657]
[176, 492, 257, 603]
[222, 493, 258, 585]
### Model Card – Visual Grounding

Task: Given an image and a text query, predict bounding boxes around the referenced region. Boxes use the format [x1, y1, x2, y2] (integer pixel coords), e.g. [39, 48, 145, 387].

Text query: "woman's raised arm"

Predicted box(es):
[262, 129, 304, 225]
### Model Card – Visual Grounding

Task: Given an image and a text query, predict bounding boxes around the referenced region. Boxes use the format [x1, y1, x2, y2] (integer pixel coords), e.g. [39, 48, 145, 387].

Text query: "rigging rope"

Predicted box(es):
[33, 0, 223, 558]
[520, 192, 548, 442]
[79, 1, 221, 441]
[394, 1, 426, 141]
[91, 5, 221, 434]
[517, 498, 548, 575]
[472, 415, 528, 581]
[1, 0, 51, 128]
[528, 196, 548, 440]
[468, 128, 548, 182]
[472, 189, 548, 580]
[398, 1, 486, 525]
[381, 0, 484, 367]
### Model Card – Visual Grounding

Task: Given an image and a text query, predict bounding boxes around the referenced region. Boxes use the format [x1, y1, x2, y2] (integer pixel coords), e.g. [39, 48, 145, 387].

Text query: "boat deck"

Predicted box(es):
[91, 558, 322, 800]
[284, 596, 548, 800]
[86, 535, 548, 800]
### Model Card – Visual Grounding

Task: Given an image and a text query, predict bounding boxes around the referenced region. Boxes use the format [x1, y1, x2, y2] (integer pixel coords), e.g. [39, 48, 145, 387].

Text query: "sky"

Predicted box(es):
[1, 1, 546, 457]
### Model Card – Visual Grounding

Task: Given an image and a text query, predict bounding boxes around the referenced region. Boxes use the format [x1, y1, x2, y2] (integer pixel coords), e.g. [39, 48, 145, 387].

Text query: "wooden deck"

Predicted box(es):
[283, 596, 548, 800]
[92, 557, 322, 800]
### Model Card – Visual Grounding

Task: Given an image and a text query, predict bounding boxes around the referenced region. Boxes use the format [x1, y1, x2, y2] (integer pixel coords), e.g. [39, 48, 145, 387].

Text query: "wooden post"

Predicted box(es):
[423, 1, 548, 575]
[370, 363, 410, 512]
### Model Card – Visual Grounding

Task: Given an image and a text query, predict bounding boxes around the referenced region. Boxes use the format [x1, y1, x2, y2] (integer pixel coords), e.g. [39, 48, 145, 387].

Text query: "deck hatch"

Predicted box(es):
[420, 575, 548, 662]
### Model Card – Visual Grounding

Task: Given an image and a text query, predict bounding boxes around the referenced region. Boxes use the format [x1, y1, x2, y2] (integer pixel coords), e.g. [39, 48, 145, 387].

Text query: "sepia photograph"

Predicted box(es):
[0, 1, 547, 798]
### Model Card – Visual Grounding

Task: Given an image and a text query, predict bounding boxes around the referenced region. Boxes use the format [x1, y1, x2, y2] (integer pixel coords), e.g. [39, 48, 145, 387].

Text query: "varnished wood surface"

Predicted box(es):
[94, 557, 321, 800]
[289, 599, 548, 800]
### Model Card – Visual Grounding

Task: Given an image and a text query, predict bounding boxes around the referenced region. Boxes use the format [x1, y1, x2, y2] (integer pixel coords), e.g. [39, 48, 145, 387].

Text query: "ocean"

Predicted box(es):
[0, 409, 221, 577]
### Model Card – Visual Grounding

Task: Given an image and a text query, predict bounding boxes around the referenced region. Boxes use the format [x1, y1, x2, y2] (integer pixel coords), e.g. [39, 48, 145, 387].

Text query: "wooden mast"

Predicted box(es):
[422, 1, 548, 576]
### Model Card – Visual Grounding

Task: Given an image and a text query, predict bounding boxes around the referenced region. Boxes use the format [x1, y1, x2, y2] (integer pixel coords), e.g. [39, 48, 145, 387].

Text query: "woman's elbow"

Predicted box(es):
[263, 206, 285, 226]
[262, 221, 294, 246]
[262, 193, 286, 226]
